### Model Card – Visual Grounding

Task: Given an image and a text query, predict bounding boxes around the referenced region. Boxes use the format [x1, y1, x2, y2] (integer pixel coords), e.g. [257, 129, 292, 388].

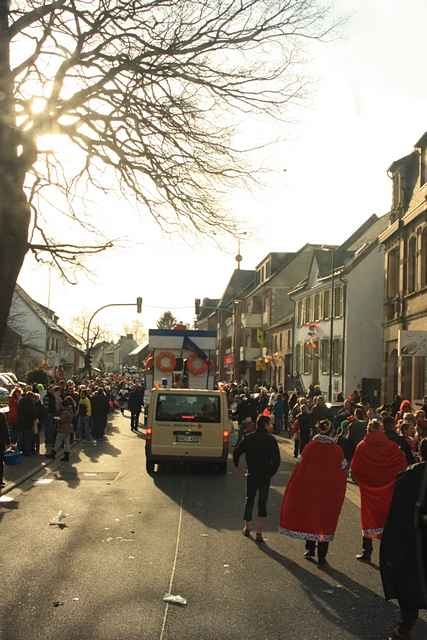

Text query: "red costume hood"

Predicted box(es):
[351, 431, 406, 538]
[280, 436, 347, 542]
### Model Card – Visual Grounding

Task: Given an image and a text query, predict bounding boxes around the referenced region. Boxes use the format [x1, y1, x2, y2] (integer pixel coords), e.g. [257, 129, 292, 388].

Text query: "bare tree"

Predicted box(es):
[70, 313, 110, 351]
[0, 0, 334, 345]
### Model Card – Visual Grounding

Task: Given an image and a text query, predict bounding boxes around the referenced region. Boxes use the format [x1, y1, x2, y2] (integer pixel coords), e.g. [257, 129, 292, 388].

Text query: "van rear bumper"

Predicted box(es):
[146, 443, 228, 464]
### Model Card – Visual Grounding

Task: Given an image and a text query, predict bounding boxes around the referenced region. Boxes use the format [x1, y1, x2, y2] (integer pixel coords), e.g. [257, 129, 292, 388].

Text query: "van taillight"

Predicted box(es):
[145, 427, 152, 441]
[223, 430, 229, 441]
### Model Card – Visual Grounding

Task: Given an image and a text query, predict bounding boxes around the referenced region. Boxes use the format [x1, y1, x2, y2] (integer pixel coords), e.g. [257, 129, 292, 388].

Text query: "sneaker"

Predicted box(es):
[255, 534, 265, 545]
[0, 481, 6, 488]
[304, 550, 315, 560]
[356, 552, 372, 562]
[242, 527, 251, 538]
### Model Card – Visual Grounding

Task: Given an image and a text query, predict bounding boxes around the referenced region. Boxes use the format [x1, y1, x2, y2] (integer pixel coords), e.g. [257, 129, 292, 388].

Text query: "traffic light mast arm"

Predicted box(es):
[85, 299, 142, 374]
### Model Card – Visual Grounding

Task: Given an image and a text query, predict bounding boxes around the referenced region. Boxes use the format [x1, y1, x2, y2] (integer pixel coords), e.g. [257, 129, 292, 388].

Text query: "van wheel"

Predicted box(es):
[218, 461, 227, 475]
[146, 459, 155, 475]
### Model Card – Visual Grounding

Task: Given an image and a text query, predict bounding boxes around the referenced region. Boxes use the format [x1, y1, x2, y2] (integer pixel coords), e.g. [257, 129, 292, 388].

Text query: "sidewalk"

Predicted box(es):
[1, 412, 143, 496]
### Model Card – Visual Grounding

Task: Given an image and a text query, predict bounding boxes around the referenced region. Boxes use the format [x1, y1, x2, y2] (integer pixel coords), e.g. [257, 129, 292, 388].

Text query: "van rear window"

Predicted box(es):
[156, 394, 221, 423]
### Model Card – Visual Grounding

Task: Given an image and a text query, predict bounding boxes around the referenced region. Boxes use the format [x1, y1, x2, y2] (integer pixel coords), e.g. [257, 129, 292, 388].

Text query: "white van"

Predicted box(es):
[145, 388, 232, 474]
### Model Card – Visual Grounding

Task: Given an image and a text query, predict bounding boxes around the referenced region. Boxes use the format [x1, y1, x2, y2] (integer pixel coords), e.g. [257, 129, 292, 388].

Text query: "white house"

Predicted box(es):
[290, 214, 388, 403]
[7, 284, 83, 377]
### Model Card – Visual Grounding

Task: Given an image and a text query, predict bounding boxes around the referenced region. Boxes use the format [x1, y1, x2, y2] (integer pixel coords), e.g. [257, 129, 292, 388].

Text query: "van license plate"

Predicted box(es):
[176, 435, 199, 443]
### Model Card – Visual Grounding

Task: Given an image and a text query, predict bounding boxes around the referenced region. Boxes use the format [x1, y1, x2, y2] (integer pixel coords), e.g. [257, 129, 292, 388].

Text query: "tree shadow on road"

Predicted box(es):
[258, 544, 427, 639]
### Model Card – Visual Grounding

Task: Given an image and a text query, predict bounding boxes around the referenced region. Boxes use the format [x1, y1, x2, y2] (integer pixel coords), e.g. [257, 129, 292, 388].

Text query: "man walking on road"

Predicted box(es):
[128, 384, 144, 432]
[233, 414, 281, 545]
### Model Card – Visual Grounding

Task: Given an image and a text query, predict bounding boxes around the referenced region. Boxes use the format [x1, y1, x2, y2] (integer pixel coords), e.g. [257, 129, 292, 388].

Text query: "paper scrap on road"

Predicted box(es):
[323, 589, 334, 595]
[223, 564, 230, 568]
[49, 510, 66, 528]
[53, 601, 64, 607]
[34, 478, 53, 486]
[72, 597, 79, 602]
[201, 533, 209, 537]
[128, 555, 135, 559]
[163, 594, 187, 606]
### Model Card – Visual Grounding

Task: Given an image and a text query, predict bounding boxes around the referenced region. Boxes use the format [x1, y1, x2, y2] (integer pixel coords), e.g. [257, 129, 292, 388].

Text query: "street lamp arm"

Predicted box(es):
[86, 303, 137, 352]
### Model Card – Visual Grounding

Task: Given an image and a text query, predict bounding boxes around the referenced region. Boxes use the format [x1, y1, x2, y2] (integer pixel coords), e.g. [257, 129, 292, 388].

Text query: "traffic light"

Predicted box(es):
[136, 296, 142, 313]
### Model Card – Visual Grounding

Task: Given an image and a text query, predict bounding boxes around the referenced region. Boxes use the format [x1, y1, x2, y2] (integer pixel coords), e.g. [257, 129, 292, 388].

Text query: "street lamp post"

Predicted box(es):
[328, 249, 336, 403]
[85, 298, 142, 376]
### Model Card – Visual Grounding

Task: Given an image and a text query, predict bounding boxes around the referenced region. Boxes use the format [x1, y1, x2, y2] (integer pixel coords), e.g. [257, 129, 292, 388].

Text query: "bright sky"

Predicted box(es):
[17, 0, 427, 343]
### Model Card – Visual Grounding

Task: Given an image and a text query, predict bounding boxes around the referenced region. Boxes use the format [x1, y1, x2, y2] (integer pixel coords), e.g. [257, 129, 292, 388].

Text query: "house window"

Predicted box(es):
[323, 290, 330, 320]
[274, 335, 278, 352]
[304, 297, 311, 324]
[287, 329, 291, 350]
[297, 301, 303, 327]
[314, 293, 320, 321]
[392, 172, 401, 209]
[422, 147, 427, 186]
[387, 248, 400, 298]
[415, 357, 425, 400]
[303, 343, 311, 374]
[295, 343, 301, 374]
[332, 338, 342, 375]
[334, 287, 343, 317]
[279, 333, 283, 351]
[422, 229, 427, 288]
[407, 235, 417, 293]
[320, 340, 330, 374]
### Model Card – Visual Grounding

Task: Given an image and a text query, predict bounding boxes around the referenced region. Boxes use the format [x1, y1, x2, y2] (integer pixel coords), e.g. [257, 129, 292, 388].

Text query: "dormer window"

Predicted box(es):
[422, 146, 427, 186]
[392, 172, 401, 209]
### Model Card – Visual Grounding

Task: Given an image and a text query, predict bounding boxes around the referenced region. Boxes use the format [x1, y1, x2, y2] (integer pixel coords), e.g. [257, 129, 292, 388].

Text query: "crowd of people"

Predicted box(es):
[0, 374, 146, 487]
[229, 383, 427, 640]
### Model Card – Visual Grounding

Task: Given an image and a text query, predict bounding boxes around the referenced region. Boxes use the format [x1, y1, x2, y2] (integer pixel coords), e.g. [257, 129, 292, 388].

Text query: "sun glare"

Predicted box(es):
[31, 97, 47, 114]
[36, 133, 66, 153]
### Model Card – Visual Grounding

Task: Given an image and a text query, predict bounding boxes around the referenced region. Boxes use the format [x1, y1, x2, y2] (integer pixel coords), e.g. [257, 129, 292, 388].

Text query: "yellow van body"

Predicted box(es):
[145, 389, 232, 473]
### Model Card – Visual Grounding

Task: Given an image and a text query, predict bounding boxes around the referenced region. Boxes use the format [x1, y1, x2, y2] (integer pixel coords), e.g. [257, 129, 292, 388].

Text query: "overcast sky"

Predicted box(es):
[18, 0, 427, 341]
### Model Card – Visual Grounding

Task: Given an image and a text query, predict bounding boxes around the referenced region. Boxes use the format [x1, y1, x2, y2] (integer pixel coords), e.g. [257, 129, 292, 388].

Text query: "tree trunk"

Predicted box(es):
[0, 196, 30, 347]
[0, 1, 30, 347]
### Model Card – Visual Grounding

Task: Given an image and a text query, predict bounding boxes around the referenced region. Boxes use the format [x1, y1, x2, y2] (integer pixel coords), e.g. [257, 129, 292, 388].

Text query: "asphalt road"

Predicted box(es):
[1, 413, 426, 640]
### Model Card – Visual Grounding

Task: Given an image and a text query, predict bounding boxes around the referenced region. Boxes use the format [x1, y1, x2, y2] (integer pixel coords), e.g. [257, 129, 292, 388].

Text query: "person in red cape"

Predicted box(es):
[279, 419, 347, 567]
[351, 419, 407, 563]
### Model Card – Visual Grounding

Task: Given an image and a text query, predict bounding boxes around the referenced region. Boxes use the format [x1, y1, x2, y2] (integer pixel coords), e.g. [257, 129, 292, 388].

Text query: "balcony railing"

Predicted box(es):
[241, 313, 262, 329]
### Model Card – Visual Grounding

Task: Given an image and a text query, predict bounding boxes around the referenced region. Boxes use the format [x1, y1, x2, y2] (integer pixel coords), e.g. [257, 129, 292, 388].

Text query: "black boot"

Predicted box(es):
[61, 452, 70, 462]
[356, 537, 372, 562]
[45, 451, 56, 459]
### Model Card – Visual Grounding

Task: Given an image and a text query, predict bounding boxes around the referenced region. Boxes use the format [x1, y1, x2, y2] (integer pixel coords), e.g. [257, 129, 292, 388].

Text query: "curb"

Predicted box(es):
[1, 439, 80, 497]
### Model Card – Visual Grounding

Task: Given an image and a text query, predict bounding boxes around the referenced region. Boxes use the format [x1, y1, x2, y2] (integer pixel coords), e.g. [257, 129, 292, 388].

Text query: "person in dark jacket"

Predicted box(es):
[383, 415, 415, 466]
[380, 439, 427, 640]
[16, 388, 36, 456]
[91, 388, 109, 440]
[298, 404, 314, 453]
[128, 384, 145, 432]
[0, 411, 10, 487]
[233, 414, 281, 544]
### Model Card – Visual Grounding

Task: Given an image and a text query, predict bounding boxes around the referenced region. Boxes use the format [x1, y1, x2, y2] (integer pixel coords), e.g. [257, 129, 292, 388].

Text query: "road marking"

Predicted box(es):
[159, 481, 185, 640]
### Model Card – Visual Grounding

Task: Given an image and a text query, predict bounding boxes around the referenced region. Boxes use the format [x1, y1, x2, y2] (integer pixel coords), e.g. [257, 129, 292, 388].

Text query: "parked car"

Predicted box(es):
[0, 374, 14, 391]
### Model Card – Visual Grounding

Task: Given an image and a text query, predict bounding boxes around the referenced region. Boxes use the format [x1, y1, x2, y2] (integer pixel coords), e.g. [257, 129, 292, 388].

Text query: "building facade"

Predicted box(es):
[291, 215, 387, 402]
[380, 132, 427, 403]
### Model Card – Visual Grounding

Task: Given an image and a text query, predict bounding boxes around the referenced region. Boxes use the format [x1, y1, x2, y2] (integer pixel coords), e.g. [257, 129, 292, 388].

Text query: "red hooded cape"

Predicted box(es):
[351, 431, 406, 538]
[279, 435, 347, 542]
